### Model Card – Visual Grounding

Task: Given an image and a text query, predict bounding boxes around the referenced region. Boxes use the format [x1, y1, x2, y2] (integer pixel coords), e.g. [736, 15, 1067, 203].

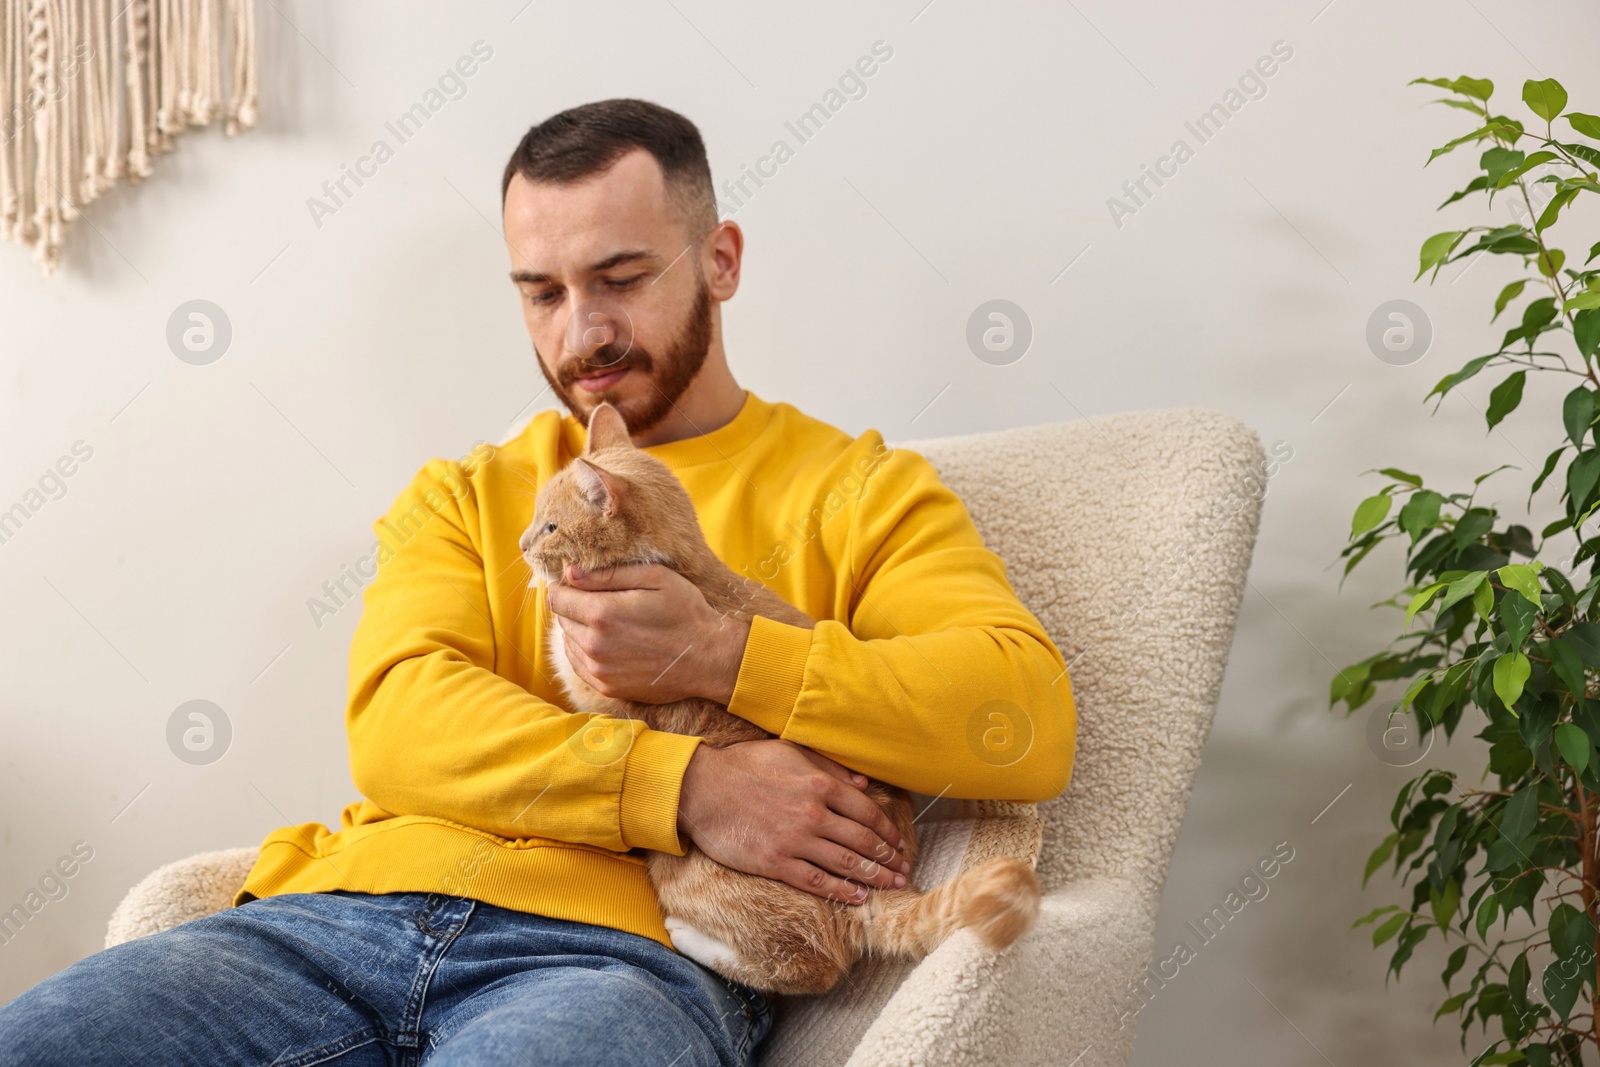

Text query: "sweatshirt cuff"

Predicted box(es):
[727, 615, 814, 737]
[619, 729, 703, 855]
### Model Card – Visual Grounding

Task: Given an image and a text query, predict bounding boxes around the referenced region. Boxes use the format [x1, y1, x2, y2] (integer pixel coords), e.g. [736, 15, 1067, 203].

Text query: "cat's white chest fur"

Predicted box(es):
[546, 612, 587, 707]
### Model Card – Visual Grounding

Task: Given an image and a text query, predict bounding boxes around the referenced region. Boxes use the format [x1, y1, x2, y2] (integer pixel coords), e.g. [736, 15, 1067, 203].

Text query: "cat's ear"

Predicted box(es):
[585, 403, 633, 454]
[572, 458, 624, 517]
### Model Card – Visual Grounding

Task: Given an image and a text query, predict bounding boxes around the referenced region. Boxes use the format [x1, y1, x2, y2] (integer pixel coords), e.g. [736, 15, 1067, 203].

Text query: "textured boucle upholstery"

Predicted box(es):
[105, 847, 261, 950]
[105, 408, 1266, 1067]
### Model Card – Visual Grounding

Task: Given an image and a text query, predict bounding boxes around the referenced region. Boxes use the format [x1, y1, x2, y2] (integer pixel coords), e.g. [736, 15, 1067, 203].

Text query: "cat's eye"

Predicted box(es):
[544, 522, 557, 534]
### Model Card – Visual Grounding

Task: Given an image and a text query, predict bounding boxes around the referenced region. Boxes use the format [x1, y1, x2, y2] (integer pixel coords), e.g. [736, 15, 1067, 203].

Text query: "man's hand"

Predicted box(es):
[549, 562, 748, 705]
[676, 739, 912, 905]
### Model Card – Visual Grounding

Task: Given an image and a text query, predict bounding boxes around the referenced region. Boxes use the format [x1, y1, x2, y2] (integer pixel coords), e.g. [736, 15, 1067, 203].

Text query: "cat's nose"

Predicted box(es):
[519, 530, 533, 554]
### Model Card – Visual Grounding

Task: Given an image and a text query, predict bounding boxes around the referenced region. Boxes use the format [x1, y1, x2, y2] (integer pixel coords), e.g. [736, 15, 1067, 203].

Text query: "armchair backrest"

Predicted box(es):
[898, 408, 1267, 908]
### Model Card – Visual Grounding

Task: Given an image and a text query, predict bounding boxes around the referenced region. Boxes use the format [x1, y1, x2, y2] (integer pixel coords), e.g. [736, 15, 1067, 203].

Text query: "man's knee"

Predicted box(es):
[0, 917, 326, 1066]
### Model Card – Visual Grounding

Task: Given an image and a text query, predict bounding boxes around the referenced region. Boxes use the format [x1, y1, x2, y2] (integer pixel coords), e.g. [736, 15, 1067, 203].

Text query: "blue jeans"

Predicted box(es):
[0, 891, 774, 1066]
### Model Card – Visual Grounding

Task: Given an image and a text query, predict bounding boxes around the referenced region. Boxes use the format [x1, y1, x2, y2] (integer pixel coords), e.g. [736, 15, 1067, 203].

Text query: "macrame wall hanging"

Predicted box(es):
[0, 0, 259, 276]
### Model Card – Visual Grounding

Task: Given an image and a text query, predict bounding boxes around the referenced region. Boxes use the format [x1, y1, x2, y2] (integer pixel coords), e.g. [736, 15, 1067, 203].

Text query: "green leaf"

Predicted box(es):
[1524, 78, 1568, 123]
[1418, 230, 1467, 280]
[1427, 127, 1497, 164]
[1569, 450, 1600, 513]
[1372, 912, 1407, 947]
[1486, 371, 1526, 430]
[1564, 291, 1600, 313]
[1547, 568, 1579, 612]
[1499, 587, 1540, 649]
[1433, 991, 1470, 1021]
[1440, 174, 1491, 208]
[1433, 663, 1475, 720]
[1531, 446, 1566, 502]
[1481, 147, 1526, 184]
[1550, 904, 1597, 963]
[1538, 248, 1566, 278]
[1499, 784, 1539, 844]
[1576, 308, 1600, 359]
[1493, 150, 1558, 189]
[1341, 537, 1380, 578]
[1541, 515, 1572, 538]
[1565, 621, 1600, 667]
[1568, 111, 1600, 139]
[1399, 491, 1443, 543]
[1405, 582, 1448, 630]
[1454, 510, 1496, 549]
[1353, 903, 1401, 928]
[1408, 75, 1493, 102]
[1548, 636, 1587, 704]
[1556, 722, 1592, 772]
[1475, 465, 1515, 487]
[1427, 354, 1495, 400]
[1400, 674, 1433, 711]
[1456, 225, 1540, 261]
[1330, 658, 1374, 707]
[1545, 956, 1583, 1021]
[1559, 140, 1600, 168]
[1509, 951, 1531, 1011]
[1565, 387, 1595, 446]
[1536, 186, 1578, 233]
[1498, 562, 1544, 605]
[1351, 492, 1392, 538]
[1377, 468, 1423, 488]
[1364, 833, 1399, 889]
[1493, 279, 1528, 321]
[1476, 892, 1499, 941]
[1494, 651, 1531, 712]
[1430, 878, 1461, 930]
[1444, 944, 1470, 988]
[1474, 577, 1495, 621]
[1438, 570, 1491, 618]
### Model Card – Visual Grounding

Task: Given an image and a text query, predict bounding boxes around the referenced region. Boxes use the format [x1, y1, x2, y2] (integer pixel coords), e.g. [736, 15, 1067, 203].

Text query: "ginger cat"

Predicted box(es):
[519, 401, 1040, 996]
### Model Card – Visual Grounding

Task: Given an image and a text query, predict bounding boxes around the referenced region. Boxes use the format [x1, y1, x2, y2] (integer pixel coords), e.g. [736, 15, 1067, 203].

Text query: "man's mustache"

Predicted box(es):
[561, 349, 649, 384]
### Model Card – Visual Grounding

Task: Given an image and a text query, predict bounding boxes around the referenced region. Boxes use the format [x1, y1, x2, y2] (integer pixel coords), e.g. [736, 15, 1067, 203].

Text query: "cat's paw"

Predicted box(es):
[664, 915, 738, 971]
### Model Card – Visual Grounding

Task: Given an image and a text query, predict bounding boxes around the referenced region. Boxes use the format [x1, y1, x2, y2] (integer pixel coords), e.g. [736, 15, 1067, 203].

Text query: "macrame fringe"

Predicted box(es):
[0, 0, 257, 276]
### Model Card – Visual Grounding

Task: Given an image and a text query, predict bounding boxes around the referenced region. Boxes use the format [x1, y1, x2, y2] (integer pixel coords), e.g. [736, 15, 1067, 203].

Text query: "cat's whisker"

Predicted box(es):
[496, 548, 535, 583]
[508, 569, 537, 627]
[508, 467, 543, 490]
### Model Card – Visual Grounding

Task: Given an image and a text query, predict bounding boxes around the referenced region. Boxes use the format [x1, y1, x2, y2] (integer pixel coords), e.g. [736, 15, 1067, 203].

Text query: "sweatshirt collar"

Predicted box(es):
[564, 389, 774, 472]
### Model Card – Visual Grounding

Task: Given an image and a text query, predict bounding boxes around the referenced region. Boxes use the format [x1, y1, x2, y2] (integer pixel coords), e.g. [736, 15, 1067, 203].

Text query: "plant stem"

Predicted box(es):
[1579, 775, 1600, 1050]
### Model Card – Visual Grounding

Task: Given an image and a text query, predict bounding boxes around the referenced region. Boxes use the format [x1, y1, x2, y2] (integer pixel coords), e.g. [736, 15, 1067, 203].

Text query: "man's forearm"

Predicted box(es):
[724, 614, 1075, 803]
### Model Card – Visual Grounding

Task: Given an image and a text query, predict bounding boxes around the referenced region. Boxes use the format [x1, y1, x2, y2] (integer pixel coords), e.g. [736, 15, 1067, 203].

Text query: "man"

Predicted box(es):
[0, 98, 1075, 1066]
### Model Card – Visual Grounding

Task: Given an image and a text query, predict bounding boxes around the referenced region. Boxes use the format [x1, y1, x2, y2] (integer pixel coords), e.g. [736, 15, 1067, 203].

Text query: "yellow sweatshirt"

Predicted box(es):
[237, 390, 1076, 950]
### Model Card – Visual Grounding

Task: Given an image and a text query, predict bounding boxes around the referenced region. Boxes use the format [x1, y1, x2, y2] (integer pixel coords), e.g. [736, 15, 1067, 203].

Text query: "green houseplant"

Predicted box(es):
[1335, 75, 1600, 1066]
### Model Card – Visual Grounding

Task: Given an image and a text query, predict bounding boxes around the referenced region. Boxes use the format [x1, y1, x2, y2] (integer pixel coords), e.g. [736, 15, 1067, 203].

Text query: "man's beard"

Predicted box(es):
[538, 276, 714, 437]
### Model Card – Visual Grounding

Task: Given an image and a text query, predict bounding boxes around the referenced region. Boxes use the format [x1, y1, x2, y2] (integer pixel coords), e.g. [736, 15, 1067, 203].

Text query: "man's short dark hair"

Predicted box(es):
[500, 98, 718, 240]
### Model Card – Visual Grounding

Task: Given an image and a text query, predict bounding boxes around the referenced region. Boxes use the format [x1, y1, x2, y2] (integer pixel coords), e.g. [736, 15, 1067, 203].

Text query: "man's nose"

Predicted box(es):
[568, 307, 616, 355]
[565, 298, 633, 360]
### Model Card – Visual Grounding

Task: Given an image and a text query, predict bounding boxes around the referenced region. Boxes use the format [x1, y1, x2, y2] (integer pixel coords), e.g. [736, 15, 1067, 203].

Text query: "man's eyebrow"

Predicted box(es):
[509, 249, 661, 286]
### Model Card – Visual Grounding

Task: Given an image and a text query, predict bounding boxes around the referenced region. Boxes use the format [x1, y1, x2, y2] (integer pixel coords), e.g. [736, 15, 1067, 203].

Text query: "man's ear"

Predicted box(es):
[573, 458, 624, 517]
[585, 403, 633, 454]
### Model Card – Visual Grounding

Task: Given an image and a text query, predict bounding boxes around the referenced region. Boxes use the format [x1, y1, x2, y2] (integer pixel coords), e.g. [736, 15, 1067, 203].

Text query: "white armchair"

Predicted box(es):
[107, 407, 1267, 1067]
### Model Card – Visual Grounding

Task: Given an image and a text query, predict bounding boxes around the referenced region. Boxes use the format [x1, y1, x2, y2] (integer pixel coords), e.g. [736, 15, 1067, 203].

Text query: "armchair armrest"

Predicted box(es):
[105, 847, 260, 949]
[842, 876, 1155, 1067]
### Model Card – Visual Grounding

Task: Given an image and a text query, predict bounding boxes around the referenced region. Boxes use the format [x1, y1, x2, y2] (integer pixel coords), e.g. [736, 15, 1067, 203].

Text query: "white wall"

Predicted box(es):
[1, 0, 1593, 1060]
